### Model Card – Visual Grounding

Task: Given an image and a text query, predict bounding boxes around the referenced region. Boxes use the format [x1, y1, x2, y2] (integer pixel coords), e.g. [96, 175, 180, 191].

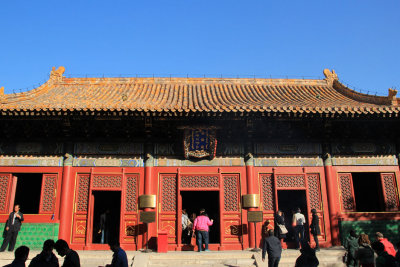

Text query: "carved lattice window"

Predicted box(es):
[0, 174, 11, 213]
[276, 175, 305, 188]
[40, 175, 57, 213]
[223, 175, 239, 211]
[307, 174, 321, 210]
[381, 173, 399, 211]
[261, 174, 274, 210]
[339, 173, 355, 211]
[161, 175, 177, 212]
[76, 174, 90, 212]
[125, 175, 138, 212]
[92, 175, 122, 189]
[180, 175, 219, 188]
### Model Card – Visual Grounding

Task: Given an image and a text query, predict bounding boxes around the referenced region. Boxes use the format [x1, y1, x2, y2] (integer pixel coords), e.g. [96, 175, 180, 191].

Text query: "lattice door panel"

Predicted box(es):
[39, 174, 58, 214]
[260, 174, 274, 211]
[159, 174, 177, 244]
[306, 174, 325, 238]
[123, 174, 139, 244]
[0, 174, 12, 213]
[221, 174, 241, 244]
[338, 173, 355, 211]
[381, 173, 399, 211]
[72, 174, 90, 244]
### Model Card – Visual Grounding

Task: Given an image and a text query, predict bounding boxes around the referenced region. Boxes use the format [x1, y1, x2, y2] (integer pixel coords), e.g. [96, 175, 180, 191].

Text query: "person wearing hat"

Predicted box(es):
[310, 209, 321, 251]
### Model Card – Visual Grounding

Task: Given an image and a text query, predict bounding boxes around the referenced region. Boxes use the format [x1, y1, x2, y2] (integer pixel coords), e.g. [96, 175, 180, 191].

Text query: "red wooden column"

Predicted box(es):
[143, 144, 156, 248]
[245, 153, 256, 248]
[324, 154, 340, 245]
[59, 153, 75, 242]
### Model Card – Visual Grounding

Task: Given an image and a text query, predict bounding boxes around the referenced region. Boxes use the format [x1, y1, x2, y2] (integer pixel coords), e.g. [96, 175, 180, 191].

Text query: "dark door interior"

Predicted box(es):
[277, 190, 309, 246]
[92, 191, 121, 244]
[181, 191, 220, 243]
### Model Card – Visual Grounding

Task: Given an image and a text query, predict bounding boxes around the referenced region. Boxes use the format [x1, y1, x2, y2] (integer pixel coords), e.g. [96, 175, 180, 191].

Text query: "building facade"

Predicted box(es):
[0, 67, 399, 250]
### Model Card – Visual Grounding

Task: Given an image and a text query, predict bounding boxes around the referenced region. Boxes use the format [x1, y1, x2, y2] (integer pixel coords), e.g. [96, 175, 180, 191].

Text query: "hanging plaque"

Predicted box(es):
[183, 128, 217, 159]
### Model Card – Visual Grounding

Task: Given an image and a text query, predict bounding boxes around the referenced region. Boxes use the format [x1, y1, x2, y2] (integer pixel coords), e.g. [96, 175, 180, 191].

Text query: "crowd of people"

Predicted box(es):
[344, 230, 400, 267]
[2, 238, 129, 267]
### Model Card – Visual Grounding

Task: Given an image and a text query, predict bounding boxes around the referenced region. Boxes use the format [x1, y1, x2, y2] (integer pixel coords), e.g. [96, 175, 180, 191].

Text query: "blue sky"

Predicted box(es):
[0, 1, 399, 96]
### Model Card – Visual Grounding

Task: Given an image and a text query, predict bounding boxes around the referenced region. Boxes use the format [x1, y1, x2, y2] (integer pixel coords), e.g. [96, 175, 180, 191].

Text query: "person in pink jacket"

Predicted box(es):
[193, 208, 213, 252]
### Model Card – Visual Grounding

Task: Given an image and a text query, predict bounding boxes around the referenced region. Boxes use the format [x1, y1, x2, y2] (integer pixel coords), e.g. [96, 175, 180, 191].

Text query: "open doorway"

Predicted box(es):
[352, 172, 385, 212]
[181, 191, 220, 244]
[14, 173, 42, 214]
[92, 191, 121, 244]
[277, 190, 309, 246]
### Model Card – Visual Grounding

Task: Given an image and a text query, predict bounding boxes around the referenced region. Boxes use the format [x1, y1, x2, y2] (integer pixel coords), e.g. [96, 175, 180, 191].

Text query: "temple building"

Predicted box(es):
[0, 67, 399, 250]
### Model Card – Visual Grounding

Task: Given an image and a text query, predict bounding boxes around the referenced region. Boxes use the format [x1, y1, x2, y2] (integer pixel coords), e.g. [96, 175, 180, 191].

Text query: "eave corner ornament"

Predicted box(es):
[184, 128, 217, 160]
[323, 69, 338, 86]
[50, 66, 66, 82]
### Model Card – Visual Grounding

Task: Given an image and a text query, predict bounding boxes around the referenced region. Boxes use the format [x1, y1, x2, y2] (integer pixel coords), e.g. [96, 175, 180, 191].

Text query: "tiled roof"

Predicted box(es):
[0, 67, 398, 116]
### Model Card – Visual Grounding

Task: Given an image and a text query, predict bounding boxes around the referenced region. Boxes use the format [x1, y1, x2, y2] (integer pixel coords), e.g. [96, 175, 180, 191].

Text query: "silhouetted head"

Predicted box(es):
[14, 246, 29, 262]
[277, 210, 283, 216]
[182, 209, 187, 215]
[350, 230, 357, 238]
[199, 208, 206, 215]
[54, 239, 69, 257]
[300, 241, 314, 255]
[371, 241, 385, 253]
[43, 239, 55, 252]
[268, 229, 274, 237]
[296, 208, 301, 213]
[311, 208, 317, 214]
[108, 238, 120, 253]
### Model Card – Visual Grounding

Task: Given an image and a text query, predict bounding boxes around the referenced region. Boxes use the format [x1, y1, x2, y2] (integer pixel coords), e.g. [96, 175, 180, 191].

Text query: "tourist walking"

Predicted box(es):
[4, 245, 29, 267]
[105, 239, 128, 267]
[292, 208, 306, 249]
[344, 230, 359, 267]
[29, 239, 59, 267]
[372, 241, 397, 267]
[0, 204, 24, 252]
[54, 239, 80, 267]
[355, 234, 374, 267]
[262, 229, 282, 267]
[309, 209, 321, 251]
[193, 208, 213, 252]
[375, 232, 396, 257]
[294, 241, 319, 267]
[274, 210, 287, 248]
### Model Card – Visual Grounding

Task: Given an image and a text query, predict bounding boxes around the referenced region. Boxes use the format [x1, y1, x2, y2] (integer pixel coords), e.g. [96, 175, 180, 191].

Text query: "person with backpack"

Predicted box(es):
[355, 234, 374, 267]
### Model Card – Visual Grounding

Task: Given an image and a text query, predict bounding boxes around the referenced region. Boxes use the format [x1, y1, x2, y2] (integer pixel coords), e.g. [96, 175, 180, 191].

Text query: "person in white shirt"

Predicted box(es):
[181, 209, 191, 244]
[292, 208, 306, 249]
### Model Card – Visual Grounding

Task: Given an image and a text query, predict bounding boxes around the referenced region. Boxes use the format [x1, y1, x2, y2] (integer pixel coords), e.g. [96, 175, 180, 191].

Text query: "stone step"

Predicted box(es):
[0, 248, 347, 267]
